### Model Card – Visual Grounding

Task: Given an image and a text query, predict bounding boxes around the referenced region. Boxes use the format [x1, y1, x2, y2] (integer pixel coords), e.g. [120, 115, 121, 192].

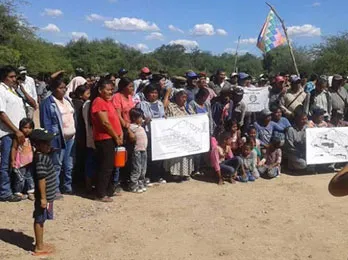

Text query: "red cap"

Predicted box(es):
[141, 67, 151, 74]
[198, 72, 207, 78]
[275, 76, 285, 83]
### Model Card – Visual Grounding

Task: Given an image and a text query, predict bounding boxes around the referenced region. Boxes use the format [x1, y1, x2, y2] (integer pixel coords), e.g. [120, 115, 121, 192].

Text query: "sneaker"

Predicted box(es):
[0, 195, 22, 202]
[28, 193, 35, 201]
[158, 178, 167, 184]
[248, 174, 256, 182]
[130, 187, 143, 194]
[145, 178, 154, 187]
[141, 186, 147, 192]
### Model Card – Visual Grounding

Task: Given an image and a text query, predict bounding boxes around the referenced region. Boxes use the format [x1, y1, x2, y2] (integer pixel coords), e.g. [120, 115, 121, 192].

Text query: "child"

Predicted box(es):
[210, 132, 242, 185]
[11, 118, 35, 200]
[224, 119, 242, 154]
[239, 142, 260, 182]
[258, 136, 282, 178]
[128, 108, 148, 193]
[30, 129, 57, 256]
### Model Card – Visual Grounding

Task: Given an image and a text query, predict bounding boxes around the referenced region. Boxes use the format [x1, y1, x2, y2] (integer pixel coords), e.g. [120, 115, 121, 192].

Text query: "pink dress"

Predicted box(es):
[15, 138, 33, 168]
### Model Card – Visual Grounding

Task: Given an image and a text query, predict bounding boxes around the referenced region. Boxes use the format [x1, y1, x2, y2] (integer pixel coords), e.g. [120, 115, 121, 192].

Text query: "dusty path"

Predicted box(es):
[0, 173, 347, 260]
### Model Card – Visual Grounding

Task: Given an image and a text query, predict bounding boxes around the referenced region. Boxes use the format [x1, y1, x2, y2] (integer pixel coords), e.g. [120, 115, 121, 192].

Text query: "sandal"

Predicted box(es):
[96, 196, 113, 203]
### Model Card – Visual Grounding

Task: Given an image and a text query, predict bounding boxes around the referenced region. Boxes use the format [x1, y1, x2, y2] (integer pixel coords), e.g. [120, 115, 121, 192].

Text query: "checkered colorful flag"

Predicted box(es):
[257, 10, 286, 52]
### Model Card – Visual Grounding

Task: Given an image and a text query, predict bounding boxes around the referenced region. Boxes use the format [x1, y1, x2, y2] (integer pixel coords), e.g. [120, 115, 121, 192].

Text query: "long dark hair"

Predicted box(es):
[117, 77, 133, 93]
[0, 65, 16, 81]
[69, 84, 88, 100]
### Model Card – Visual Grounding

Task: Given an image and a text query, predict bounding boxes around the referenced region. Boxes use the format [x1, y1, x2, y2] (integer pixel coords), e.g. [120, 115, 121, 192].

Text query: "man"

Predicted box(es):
[329, 74, 348, 120]
[269, 76, 286, 109]
[304, 74, 318, 93]
[208, 69, 232, 96]
[281, 72, 291, 89]
[133, 67, 151, 94]
[238, 72, 253, 88]
[258, 74, 270, 88]
[86, 74, 96, 89]
[280, 75, 309, 117]
[329, 109, 348, 127]
[184, 71, 199, 106]
[115, 68, 128, 89]
[308, 77, 332, 120]
[0, 66, 27, 202]
[197, 72, 216, 103]
[230, 88, 246, 128]
[229, 72, 238, 88]
[18, 66, 38, 119]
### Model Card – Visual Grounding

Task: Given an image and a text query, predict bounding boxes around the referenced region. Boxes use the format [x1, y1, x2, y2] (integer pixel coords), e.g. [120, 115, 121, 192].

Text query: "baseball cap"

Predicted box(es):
[172, 76, 187, 84]
[290, 75, 301, 83]
[260, 108, 272, 117]
[233, 87, 244, 96]
[238, 72, 250, 80]
[141, 67, 151, 74]
[275, 76, 285, 83]
[230, 72, 238, 78]
[118, 68, 128, 75]
[333, 74, 343, 81]
[30, 129, 56, 142]
[312, 107, 326, 116]
[18, 66, 27, 75]
[186, 71, 198, 79]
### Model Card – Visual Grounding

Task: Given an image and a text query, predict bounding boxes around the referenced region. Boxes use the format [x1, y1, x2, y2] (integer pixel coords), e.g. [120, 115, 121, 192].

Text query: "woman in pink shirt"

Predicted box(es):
[112, 77, 135, 129]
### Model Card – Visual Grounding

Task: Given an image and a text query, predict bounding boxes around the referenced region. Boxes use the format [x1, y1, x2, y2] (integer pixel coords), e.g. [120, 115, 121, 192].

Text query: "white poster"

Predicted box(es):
[151, 114, 210, 161]
[242, 87, 269, 112]
[306, 127, 348, 165]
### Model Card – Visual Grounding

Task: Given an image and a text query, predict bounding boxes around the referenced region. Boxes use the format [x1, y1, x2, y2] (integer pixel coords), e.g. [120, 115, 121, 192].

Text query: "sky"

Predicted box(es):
[17, 0, 348, 55]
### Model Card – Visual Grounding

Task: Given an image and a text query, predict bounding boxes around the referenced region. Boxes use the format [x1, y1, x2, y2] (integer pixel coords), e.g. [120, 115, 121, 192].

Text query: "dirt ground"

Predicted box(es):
[1, 173, 348, 260]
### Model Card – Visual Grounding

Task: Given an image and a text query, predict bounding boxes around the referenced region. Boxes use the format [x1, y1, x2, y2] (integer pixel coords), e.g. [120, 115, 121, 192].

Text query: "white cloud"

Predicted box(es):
[216, 29, 228, 36]
[133, 43, 149, 52]
[287, 24, 321, 37]
[41, 23, 60, 33]
[86, 14, 108, 22]
[72, 32, 88, 41]
[104, 17, 160, 32]
[237, 38, 257, 44]
[168, 24, 184, 34]
[191, 23, 215, 36]
[146, 32, 164, 41]
[42, 8, 63, 17]
[169, 39, 199, 49]
[312, 2, 321, 7]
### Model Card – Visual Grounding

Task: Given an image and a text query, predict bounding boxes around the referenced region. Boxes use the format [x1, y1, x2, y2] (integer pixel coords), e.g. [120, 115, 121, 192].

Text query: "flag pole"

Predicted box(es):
[233, 35, 241, 73]
[266, 2, 300, 76]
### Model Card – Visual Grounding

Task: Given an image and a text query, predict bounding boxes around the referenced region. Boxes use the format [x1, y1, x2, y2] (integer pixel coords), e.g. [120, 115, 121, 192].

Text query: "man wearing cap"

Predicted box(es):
[237, 72, 252, 88]
[258, 74, 270, 88]
[229, 72, 238, 88]
[18, 66, 38, 119]
[307, 107, 328, 128]
[133, 67, 151, 94]
[115, 68, 128, 89]
[197, 72, 216, 103]
[185, 71, 199, 106]
[329, 74, 348, 120]
[269, 76, 286, 110]
[280, 75, 309, 117]
[208, 69, 232, 96]
[308, 77, 332, 120]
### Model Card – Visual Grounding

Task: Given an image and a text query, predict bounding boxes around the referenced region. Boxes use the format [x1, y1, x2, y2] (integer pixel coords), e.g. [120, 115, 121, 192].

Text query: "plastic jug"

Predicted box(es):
[114, 147, 127, 168]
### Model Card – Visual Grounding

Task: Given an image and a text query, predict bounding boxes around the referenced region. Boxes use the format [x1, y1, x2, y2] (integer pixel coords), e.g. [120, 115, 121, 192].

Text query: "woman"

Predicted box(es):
[70, 85, 90, 187]
[65, 76, 87, 100]
[164, 90, 195, 182]
[112, 77, 135, 129]
[91, 79, 123, 202]
[40, 78, 75, 197]
[137, 84, 166, 184]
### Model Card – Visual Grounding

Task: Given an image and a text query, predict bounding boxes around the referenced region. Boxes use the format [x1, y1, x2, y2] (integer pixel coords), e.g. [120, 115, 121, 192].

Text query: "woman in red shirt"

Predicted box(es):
[112, 77, 135, 129]
[91, 79, 123, 202]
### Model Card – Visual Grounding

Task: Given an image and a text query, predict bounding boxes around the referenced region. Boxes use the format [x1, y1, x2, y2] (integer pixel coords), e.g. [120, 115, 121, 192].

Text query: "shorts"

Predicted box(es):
[33, 201, 54, 224]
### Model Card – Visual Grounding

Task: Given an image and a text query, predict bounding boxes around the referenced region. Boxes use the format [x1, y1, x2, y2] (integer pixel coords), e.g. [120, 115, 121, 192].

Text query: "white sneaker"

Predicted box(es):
[142, 187, 147, 192]
[158, 178, 167, 184]
[131, 188, 143, 194]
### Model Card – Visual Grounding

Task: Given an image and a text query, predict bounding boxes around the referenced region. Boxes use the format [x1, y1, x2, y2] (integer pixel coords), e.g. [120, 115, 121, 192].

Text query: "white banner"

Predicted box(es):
[151, 114, 210, 161]
[242, 87, 269, 112]
[306, 127, 348, 165]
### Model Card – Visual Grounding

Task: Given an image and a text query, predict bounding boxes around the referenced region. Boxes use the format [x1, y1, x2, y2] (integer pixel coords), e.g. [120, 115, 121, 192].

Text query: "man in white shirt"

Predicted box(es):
[0, 65, 27, 202]
[18, 66, 38, 119]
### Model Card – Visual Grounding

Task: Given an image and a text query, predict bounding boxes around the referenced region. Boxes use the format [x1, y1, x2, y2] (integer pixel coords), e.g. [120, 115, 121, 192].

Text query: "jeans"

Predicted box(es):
[51, 138, 74, 193]
[0, 135, 13, 199]
[13, 165, 34, 194]
[220, 157, 242, 177]
[130, 151, 147, 190]
[113, 167, 120, 185]
[95, 139, 115, 198]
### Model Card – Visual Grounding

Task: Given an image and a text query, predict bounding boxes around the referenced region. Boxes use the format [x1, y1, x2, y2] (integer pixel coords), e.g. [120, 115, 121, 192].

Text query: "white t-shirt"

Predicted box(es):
[0, 82, 26, 138]
[22, 75, 37, 106]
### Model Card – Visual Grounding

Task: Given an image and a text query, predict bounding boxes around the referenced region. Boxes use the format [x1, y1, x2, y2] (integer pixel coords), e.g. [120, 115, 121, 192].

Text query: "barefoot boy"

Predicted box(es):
[30, 129, 57, 256]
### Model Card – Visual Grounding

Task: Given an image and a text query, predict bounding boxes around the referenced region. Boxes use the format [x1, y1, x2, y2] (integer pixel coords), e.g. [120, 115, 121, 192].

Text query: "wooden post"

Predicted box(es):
[266, 2, 300, 76]
[233, 35, 241, 73]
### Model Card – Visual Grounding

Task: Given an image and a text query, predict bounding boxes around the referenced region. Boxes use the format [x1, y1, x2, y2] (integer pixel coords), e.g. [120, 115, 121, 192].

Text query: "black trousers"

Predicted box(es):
[95, 139, 115, 198]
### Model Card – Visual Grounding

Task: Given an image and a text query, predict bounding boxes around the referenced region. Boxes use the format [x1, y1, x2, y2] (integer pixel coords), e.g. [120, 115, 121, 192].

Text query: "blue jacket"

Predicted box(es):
[40, 95, 72, 149]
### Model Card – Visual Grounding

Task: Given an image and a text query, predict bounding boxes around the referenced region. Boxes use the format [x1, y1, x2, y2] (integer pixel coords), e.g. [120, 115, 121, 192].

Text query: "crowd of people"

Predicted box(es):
[1, 64, 348, 255]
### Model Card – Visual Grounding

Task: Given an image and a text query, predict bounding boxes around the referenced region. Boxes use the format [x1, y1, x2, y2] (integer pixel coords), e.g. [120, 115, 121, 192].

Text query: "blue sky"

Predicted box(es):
[17, 0, 347, 55]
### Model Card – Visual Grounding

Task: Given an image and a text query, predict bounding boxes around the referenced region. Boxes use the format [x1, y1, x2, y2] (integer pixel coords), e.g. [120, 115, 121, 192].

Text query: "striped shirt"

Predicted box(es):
[33, 153, 56, 202]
